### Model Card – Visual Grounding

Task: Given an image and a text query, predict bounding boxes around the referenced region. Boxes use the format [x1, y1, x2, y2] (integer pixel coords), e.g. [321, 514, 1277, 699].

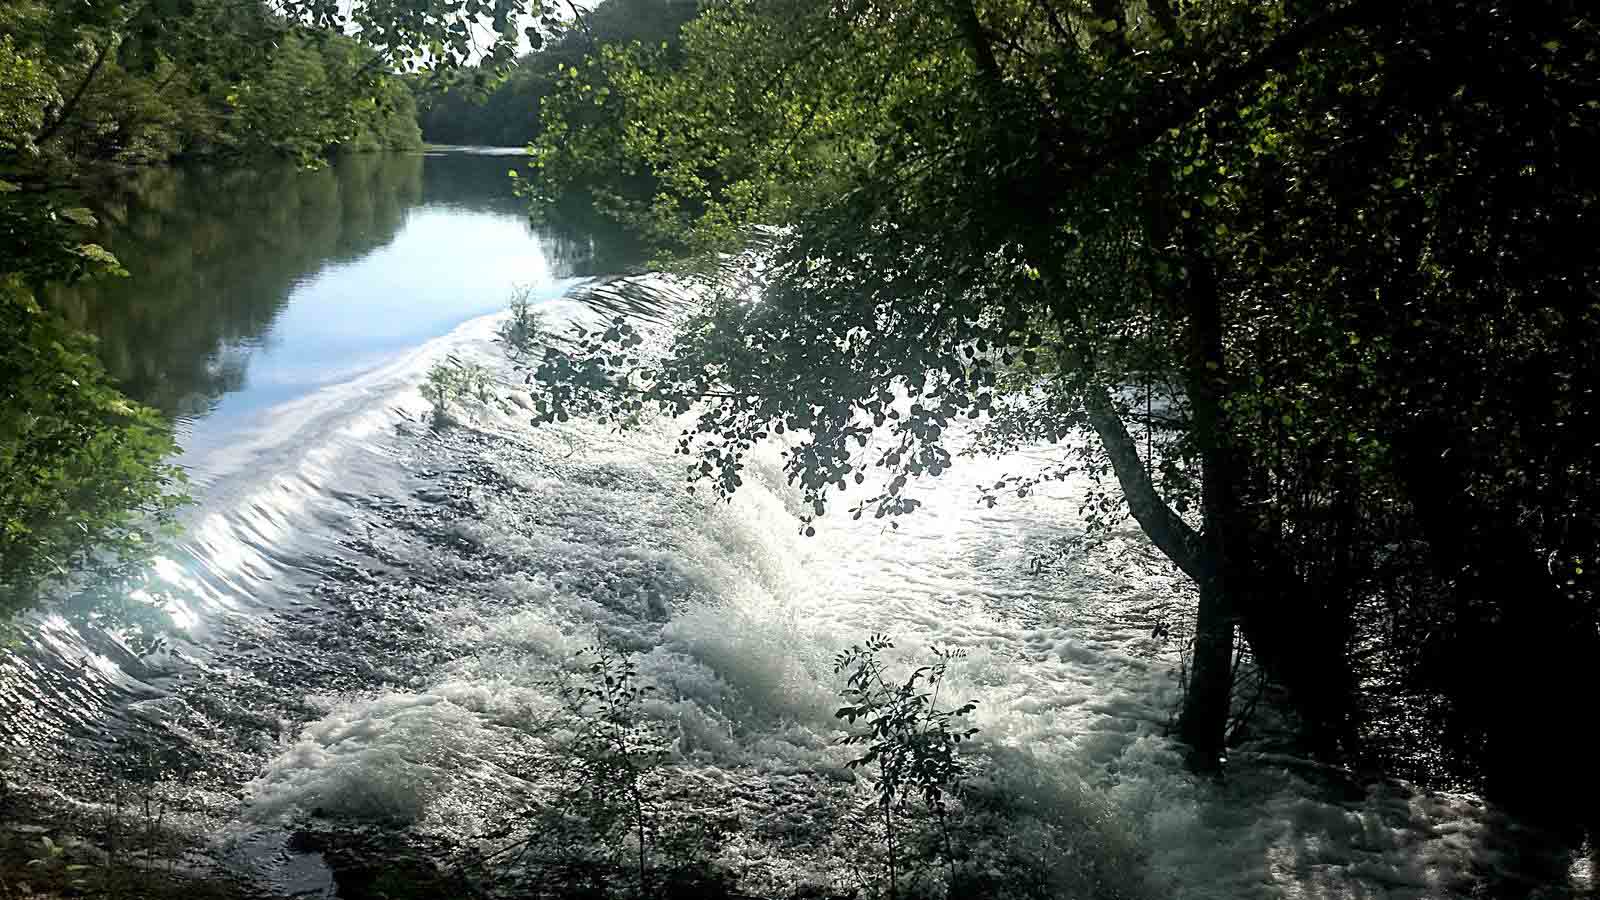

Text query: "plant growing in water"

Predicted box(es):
[463, 640, 741, 898]
[495, 285, 545, 362]
[420, 355, 497, 428]
[551, 642, 671, 896]
[834, 635, 980, 898]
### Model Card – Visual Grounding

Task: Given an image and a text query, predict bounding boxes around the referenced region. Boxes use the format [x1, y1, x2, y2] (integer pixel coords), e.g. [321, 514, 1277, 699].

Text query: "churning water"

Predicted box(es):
[6, 150, 1583, 899]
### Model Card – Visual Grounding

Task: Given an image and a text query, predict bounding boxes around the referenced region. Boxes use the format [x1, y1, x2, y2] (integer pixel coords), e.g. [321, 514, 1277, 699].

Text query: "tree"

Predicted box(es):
[0, 223, 186, 627]
[412, 0, 701, 148]
[525, 0, 1600, 837]
[0, 0, 582, 624]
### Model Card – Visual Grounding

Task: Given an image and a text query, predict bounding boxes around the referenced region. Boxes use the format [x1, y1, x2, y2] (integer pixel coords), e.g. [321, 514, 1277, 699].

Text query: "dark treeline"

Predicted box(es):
[412, 0, 699, 147]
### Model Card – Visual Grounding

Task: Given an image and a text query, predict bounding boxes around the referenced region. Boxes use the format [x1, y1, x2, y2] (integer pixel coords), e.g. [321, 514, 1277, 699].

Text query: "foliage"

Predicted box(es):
[833, 635, 979, 897]
[411, 0, 701, 148]
[454, 634, 1132, 900]
[1, 0, 426, 172]
[537, 642, 676, 896]
[459, 637, 748, 899]
[0, 34, 56, 155]
[834, 636, 979, 817]
[420, 355, 499, 428]
[221, 32, 424, 161]
[525, 0, 1600, 837]
[0, 273, 186, 627]
[495, 284, 546, 362]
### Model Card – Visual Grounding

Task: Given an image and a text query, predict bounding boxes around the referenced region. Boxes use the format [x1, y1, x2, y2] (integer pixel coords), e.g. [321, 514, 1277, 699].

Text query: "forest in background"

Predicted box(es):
[410, 0, 698, 147]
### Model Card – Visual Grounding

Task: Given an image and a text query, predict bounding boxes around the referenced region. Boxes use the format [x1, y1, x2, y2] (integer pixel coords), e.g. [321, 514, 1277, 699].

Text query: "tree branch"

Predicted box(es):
[563, 0, 600, 55]
[1033, 0, 1076, 48]
[952, 0, 1002, 85]
[36, 39, 114, 147]
[1082, 384, 1210, 582]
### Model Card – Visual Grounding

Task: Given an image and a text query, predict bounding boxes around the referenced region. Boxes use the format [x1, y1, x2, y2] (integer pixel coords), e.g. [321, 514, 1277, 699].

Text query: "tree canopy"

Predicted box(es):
[412, 0, 700, 147]
[525, 0, 1600, 834]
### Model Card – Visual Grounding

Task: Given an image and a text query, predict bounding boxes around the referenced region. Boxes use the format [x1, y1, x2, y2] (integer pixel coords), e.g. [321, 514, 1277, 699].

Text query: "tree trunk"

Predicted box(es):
[36, 39, 113, 148]
[1181, 578, 1235, 770]
[1173, 251, 1239, 771]
[1082, 381, 1234, 770]
[1079, 239, 1240, 771]
[1082, 387, 1206, 583]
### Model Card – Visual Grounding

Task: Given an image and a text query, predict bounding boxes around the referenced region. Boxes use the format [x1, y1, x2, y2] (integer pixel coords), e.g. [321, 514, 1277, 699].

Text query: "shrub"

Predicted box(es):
[834, 635, 980, 898]
[495, 285, 545, 362]
[419, 355, 497, 428]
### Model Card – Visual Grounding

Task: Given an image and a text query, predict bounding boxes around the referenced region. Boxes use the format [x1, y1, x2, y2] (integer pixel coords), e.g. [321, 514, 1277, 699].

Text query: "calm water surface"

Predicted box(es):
[49, 149, 605, 484]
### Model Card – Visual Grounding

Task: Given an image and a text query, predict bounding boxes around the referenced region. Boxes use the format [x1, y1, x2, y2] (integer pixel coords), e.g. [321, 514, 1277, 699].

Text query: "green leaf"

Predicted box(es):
[60, 207, 98, 227]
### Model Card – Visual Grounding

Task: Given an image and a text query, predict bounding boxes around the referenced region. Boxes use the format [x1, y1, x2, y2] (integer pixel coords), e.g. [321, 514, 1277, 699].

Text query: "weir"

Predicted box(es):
[2, 149, 1571, 900]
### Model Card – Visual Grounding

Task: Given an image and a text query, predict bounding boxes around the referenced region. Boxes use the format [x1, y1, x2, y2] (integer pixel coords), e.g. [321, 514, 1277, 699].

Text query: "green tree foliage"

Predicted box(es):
[1, 120, 186, 622]
[1, 0, 424, 169]
[411, 0, 700, 148]
[0, 273, 186, 624]
[0, 0, 566, 623]
[834, 636, 979, 897]
[526, 0, 1600, 836]
[0, 34, 56, 153]
[550, 644, 671, 895]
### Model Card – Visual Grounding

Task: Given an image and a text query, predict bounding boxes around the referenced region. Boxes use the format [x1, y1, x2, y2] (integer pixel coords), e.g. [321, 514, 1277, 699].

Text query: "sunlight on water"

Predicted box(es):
[5, 152, 1581, 900]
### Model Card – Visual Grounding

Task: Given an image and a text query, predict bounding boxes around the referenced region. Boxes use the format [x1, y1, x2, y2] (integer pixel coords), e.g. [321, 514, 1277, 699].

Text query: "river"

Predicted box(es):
[2, 149, 1573, 899]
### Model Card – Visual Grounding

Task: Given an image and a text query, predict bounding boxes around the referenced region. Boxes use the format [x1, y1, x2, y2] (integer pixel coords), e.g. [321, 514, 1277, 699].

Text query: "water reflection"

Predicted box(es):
[43, 150, 640, 444]
[45, 154, 425, 420]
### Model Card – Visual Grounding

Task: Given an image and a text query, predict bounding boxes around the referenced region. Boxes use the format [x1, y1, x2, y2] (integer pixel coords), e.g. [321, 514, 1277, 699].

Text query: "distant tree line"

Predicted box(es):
[411, 0, 699, 148]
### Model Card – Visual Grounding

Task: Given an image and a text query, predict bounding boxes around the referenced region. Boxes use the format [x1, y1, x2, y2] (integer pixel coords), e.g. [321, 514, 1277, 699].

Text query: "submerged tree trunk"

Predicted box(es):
[1181, 579, 1235, 770]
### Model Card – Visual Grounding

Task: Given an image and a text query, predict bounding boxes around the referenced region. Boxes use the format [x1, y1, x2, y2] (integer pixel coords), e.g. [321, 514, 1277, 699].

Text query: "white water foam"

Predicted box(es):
[227, 301, 1578, 898]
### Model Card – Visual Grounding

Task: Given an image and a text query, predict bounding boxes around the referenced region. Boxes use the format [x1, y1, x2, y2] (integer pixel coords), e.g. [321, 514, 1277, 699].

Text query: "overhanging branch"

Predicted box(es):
[1082, 384, 1211, 582]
